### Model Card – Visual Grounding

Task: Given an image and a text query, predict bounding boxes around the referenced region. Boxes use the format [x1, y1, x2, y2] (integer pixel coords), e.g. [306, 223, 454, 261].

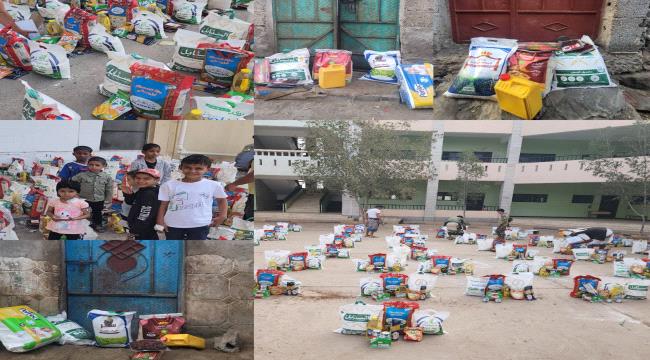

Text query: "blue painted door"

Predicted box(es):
[274, 0, 337, 52]
[339, 0, 400, 67]
[65, 240, 183, 336]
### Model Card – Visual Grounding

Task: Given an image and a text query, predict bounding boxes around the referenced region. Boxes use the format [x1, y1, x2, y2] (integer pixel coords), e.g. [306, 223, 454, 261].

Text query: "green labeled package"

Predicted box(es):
[0, 305, 62, 352]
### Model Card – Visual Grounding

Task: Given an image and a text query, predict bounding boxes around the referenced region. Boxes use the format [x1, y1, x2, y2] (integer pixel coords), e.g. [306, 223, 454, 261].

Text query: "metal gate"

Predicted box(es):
[273, 0, 400, 67]
[449, 0, 604, 43]
[65, 240, 183, 336]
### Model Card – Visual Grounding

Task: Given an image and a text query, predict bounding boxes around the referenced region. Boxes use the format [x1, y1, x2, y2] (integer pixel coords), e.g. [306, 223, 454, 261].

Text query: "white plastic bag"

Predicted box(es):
[336, 301, 383, 335]
[37, 0, 69, 19]
[5, 3, 30, 21]
[264, 250, 289, 268]
[132, 8, 166, 39]
[199, 11, 251, 41]
[0, 206, 18, 240]
[553, 238, 568, 253]
[360, 277, 382, 296]
[531, 256, 551, 275]
[359, 50, 401, 84]
[632, 240, 648, 254]
[548, 36, 614, 92]
[465, 276, 488, 296]
[408, 272, 437, 292]
[385, 235, 401, 249]
[624, 279, 649, 300]
[21, 80, 80, 120]
[87, 309, 135, 347]
[45, 311, 95, 346]
[171, 29, 216, 72]
[88, 23, 125, 55]
[266, 48, 312, 86]
[412, 310, 448, 335]
[495, 243, 513, 259]
[511, 260, 531, 273]
[29, 41, 71, 79]
[172, 0, 207, 24]
[193, 96, 254, 120]
[477, 238, 493, 251]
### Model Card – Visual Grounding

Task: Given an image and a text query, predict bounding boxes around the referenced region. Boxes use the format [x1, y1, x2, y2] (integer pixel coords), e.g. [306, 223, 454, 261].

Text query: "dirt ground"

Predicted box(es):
[0, 345, 253, 359]
[0, 10, 250, 120]
[254, 222, 650, 360]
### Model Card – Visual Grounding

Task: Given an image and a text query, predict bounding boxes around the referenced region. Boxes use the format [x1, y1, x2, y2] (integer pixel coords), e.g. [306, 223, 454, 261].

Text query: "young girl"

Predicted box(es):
[45, 180, 91, 240]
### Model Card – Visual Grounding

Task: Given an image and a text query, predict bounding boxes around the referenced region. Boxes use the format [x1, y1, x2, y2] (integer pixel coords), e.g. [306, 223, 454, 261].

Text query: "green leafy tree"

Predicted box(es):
[292, 120, 435, 218]
[583, 120, 650, 234]
[451, 151, 487, 218]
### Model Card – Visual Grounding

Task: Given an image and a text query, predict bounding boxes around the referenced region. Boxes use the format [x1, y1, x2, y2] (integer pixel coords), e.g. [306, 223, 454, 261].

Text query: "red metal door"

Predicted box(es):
[449, 0, 604, 42]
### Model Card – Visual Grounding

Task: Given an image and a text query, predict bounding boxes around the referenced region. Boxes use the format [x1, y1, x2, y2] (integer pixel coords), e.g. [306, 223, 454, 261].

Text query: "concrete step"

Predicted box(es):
[286, 193, 322, 213]
[255, 211, 351, 223]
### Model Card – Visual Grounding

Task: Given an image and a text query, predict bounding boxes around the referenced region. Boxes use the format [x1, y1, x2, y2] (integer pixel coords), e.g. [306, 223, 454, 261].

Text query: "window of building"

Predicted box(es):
[631, 196, 650, 205]
[572, 195, 594, 204]
[519, 153, 556, 163]
[442, 151, 460, 161]
[512, 194, 548, 203]
[442, 151, 493, 162]
[100, 122, 148, 150]
[437, 192, 457, 201]
[473, 152, 493, 162]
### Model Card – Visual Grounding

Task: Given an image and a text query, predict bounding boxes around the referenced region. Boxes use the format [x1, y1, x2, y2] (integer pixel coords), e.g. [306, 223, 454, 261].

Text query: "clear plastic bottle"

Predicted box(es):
[231, 68, 251, 93]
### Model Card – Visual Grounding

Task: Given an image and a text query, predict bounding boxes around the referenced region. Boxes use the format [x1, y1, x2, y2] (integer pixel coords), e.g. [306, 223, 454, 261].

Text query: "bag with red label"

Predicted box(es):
[129, 63, 194, 120]
[139, 313, 185, 339]
[64, 7, 98, 48]
[0, 27, 32, 70]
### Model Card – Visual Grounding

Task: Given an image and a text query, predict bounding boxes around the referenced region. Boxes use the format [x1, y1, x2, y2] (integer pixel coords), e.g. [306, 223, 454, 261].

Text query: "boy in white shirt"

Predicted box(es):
[156, 154, 228, 240]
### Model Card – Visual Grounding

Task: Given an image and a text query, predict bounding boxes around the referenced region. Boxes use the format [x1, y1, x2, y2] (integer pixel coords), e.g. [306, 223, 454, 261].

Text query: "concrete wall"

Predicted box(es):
[597, 0, 650, 52]
[184, 241, 254, 347]
[0, 241, 62, 316]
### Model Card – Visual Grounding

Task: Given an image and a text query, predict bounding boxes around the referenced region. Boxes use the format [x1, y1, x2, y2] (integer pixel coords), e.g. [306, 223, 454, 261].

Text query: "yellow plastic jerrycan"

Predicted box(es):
[161, 334, 206, 349]
[494, 74, 543, 120]
[318, 64, 346, 89]
[97, 11, 112, 33]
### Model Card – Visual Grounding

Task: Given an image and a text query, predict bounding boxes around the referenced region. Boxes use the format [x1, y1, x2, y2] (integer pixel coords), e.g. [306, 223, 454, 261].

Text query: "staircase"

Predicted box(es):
[286, 192, 322, 213]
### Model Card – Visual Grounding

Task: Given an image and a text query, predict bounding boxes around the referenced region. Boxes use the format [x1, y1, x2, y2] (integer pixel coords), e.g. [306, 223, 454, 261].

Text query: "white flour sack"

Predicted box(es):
[199, 11, 251, 41]
[171, 29, 216, 73]
[335, 301, 383, 335]
[266, 48, 313, 86]
[87, 309, 135, 347]
[88, 23, 125, 55]
[28, 41, 71, 79]
[99, 51, 169, 97]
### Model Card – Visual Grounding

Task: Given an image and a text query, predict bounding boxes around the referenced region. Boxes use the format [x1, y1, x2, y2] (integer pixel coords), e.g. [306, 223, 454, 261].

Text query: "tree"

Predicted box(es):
[583, 120, 650, 234]
[452, 151, 487, 218]
[292, 120, 435, 219]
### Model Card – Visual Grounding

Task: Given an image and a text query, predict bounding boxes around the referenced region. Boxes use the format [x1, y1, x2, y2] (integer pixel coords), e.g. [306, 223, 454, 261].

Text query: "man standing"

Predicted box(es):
[493, 208, 509, 250]
[365, 206, 383, 238]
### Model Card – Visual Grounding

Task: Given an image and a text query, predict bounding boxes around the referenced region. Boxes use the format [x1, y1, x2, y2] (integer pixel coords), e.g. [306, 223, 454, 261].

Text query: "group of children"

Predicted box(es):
[45, 144, 228, 240]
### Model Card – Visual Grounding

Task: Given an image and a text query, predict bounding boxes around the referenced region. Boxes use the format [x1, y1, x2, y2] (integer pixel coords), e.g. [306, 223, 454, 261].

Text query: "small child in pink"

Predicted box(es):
[45, 180, 91, 240]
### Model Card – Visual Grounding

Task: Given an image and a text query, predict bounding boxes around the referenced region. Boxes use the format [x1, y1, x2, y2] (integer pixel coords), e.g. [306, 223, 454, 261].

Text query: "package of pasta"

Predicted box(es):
[200, 43, 253, 87]
[0, 27, 32, 70]
[64, 7, 97, 48]
[129, 63, 194, 120]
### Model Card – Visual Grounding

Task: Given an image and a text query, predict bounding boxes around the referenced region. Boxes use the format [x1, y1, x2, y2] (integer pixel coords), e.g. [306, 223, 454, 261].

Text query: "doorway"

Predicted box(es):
[597, 195, 619, 218]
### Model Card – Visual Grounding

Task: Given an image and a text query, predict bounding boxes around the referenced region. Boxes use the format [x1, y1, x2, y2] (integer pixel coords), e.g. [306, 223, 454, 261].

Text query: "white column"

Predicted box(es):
[424, 121, 445, 219]
[499, 121, 523, 213]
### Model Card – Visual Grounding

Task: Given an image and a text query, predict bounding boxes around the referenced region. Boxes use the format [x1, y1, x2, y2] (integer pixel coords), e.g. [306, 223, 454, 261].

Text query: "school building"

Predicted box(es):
[254, 120, 648, 221]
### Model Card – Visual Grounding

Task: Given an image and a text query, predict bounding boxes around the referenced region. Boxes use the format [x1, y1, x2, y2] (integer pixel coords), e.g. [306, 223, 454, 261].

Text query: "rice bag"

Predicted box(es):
[132, 7, 166, 39]
[92, 89, 132, 120]
[88, 23, 125, 54]
[100, 51, 169, 97]
[193, 96, 254, 120]
[548, 36, 614, 92]
[445, 37, 518, 100]
[21, 80, 81, 120]
[37, 0, 70, 20]
[0, 27, 31, 70]
[359, 50, 401, 84]
[336, 301, 383, 335]
[572, 248, 595, 261]
[64, 7, 97, 48]
[412, 310, 448, 335]
[28, 41, 71, 79]
[4, 2, 31, 21]
[266, 48, 312, 86]
[129, 63, 194, 120]
[88, 309, 135, 348]
[200, 44, 253, 86]
[45, 311, 95, 345]
[0, 306, 62, 352]
[172, 0, 206, 24]
[383, 301, 419, 329]
[107, 0, 138, 29]
[465, 276, 488, 296]
[139, 313, 185, 339]
[170, 29, 216, 72]
[256, 269, 283, 286]
[199, 11, 252, 42]
[380, 273, 408, 292]
[312, 49, 352, 82]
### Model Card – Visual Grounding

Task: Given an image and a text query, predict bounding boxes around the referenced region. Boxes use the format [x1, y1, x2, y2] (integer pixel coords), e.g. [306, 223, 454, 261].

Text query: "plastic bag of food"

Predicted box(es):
[570, 275, 601, 298]
[200, 44, 254, 87]
[495, 243, 513, 259]
[547, 36, 614, 92]
[28, 41, 71, 79]
[170, 29, 216, 72]
[572, 248, 595, 261]
[45, 311, 95, 345]
[264, 250, 289, 269]
[172, 0, 207, 24]
[21, 80, 81, 120]
[312, 49, 352, 82]
[0, 27, 32, 70]
[37, 0, 70, 20]
[624, 279, 649, 300]
[64, 7, 97, 48]
[0, 206, 18, 240]
[407, 272, 437, 292]
[632, 240, 648, 254]
[359, 50, 401, 84]
[505, 272, 534, 300]
[129, 63, 194, 120]
[132, 7, 166, 39]
[336, 301, 383, 335]
[5, 3, 31, 21]
[445, 37, 518, 100]
[412, 310, 448, 335]
[193, 96, 254, 120]
[100, 51, 169, 97]
[0, 306, 62, 352]
[465, 276, 488, 296]
[88, 23, 125, 54]
[139, 313, 185, 339]
[88, 309, 135, 347]
[92, 89, 132, 120]
[396, 63, 434, 109]
[360, 277, 382, 296]
[199, 11, 252, 42]
[511, 260, 531, 273]
[266, 48, 312, 86]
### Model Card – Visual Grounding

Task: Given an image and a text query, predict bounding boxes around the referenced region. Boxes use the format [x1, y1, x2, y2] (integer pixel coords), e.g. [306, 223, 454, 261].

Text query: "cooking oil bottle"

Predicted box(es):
[231, 68, 251, 93]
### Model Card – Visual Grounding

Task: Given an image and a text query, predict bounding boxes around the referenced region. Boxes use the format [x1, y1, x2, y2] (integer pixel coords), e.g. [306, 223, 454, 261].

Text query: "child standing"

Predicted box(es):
[123, 169, 161, 240]
[45, 180, 91, 240]
[156, 154, 228, 240]
[130, 143, 172, 184]
[72, 156, 114, 232]
[58, 146, 92, 180]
